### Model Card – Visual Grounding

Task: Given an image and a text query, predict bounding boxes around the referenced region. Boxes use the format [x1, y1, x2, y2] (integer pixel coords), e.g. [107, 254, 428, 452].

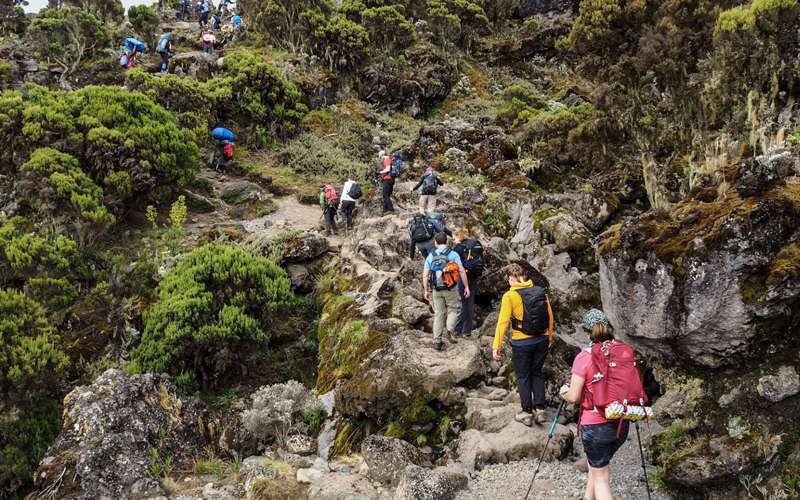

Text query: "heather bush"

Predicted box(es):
[128, 4, 159, 47]
[0, 289, 68, 494]
[0, 84, 200, 203]
[361, 6, 416, 53]
[130, 244, 300, 388]
[0, 217, 78, 289]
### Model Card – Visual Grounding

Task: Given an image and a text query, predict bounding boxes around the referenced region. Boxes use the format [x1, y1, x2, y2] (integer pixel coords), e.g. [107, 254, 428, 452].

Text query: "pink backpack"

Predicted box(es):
[582, 340, 649, 434]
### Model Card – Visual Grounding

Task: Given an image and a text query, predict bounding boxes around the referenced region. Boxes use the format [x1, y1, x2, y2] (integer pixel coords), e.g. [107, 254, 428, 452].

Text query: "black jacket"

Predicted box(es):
[412, 173, 443, 195]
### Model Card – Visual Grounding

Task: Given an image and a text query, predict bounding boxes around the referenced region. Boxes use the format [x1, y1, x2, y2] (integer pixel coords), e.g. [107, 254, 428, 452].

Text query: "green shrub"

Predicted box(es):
[312, 15, 371, 71]
[63, 0, 124, 22]
[716, 0, 797, 32]
[131, 244, 300, 389]
[128, 4, 159, 46]
[0, 289, 68, 494]
[496, 84, 547, 128]
[0, 84, 200, 203]
[279, 132, 372, 182]
[0, 217, 78, 290]
[238, 0, 333, 52]
[361, 6, 416, 52]
[21, 147, 115, 229]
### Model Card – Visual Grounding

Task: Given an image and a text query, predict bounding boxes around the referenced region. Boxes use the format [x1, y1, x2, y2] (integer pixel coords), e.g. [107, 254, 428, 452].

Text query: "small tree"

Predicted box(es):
[26, 7, 110, 85]
[238, 0, 333, 52]
[128, 4, 159, 47]
[130, 244, 301, 389]
[361, 6, 416, 52]
[63, 0, 125, 22]
[312, 15, 371, 71]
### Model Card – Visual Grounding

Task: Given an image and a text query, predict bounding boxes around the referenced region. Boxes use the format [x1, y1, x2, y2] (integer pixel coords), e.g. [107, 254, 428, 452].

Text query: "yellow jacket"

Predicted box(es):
[493, 280, 555, 351]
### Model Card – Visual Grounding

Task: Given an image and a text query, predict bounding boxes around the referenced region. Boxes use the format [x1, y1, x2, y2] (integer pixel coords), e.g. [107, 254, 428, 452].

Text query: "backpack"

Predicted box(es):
[582, 340, 651, 434]
[323, 185, 338, 207]
[223, 143, 234, 159]
[511, 286, 549, 335]
[390, 154, 403, 178]
[119, 53, 129, 67]
[348, 182, 362, 200]
[421, 174, 439, 195]
[459, 239, 484, 275]
[410, 214, 436, 243]
[428, 248, 460, 291]
[157, 36, 169, 53]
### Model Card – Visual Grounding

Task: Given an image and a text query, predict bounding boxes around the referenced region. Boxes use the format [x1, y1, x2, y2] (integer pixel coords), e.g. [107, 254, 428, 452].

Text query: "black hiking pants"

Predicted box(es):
[340, 200, 356, 228]
[381, 178, 395, 214]
[511, 338, 549, 412]
[455, 273, 476, 334]
[324, 203, 338, 235]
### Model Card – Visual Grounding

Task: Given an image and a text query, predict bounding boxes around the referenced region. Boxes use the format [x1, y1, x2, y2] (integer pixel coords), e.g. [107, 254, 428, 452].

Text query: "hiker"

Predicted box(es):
[198, 0, 210, 28]
[123, 37, 145, 68]
[211, 12, 221, 31]
[409, 212, 452, 258]
[179, 0, 190, 20]
[232, 13, 242, 31]
[320, 184, 339, 236]
[453, 228, 483, 336]
[560, 309, 631, 500]
[378, 152, 402, 215]
[156, 33, 172, 72]
[211, 127, 235, 169]
[339, 179, 361, 230]
[200, 28, 215, 54]
[411, 165, 443, 214]
[492, 263, 555, 426]
[423, 233, 470, 351]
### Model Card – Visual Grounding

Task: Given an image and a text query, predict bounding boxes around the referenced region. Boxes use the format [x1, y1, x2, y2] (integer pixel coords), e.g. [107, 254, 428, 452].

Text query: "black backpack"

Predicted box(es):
[421, 174, 439, 195]
[511, 286, 549, 335]
[410, 214, 436, 243]
[459, 239, 484, 275]
[348, 182, 362, 200]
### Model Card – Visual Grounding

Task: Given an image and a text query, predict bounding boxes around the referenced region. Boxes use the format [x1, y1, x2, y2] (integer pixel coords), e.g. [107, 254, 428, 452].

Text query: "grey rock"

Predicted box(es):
[240, 456, 279, 493]
[394, 464, 468, 500]
[182, 188, 220, 213]
[243, 230, 329, 264]
[34, 369, 209, 499]
[361, 435, 424, 486]
[221, 181, 266, 206]
[297, 467, 325, 484]
[308, 472, 379, 500]
[317, 418, 338, 460]
[757, 366, 800, 403]
[392, 295, 432, 325]
[540, 213, 591, 252]
[286, 434, 316, 456]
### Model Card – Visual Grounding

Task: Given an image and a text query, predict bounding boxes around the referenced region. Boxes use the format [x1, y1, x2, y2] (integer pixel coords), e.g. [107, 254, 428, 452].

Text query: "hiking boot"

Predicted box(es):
[447, 331, 458, 343]
[514, 411, 533, 427]
[434, 340, 445, 351]
[534, 408, 547, 425]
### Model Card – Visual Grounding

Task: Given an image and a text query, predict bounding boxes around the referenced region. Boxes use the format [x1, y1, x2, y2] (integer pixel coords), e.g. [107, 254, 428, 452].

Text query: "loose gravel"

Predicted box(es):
[455, 423, 671, 500]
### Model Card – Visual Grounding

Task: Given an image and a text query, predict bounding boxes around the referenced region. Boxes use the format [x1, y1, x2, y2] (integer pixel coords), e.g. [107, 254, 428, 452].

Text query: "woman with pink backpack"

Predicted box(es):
[560, 309, 651, 500]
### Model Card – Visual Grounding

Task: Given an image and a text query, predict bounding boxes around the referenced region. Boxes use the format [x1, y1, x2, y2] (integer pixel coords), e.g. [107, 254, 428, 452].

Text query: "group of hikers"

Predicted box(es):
[317, 149, 651, 500]
[120, 0, 243, 70]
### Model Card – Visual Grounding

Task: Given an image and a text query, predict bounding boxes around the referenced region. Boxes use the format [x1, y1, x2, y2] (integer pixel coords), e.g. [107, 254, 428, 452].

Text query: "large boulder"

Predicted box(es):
[598, 178, 800, 369]
[308, 472, 379, 500]
[34, 369, 209, 499]
[540, 213, 591, 252]
[361, 435, 424, 486]
[242, 230, 329, 265]
[336, 334, 484, 421]
[393, 464, 468, 500]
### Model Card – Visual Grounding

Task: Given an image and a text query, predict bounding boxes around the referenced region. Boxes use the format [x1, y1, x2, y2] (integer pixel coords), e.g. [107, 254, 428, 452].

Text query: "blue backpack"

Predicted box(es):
[390, 154, 404, 178]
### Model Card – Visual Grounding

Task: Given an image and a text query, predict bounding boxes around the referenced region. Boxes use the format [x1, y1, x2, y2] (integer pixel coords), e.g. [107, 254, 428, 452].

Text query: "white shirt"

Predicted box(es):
[341, 180, 356, 203]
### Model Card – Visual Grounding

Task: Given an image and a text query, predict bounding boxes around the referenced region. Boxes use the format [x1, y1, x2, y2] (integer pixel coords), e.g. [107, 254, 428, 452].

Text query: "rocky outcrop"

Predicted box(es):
[34, 369, 210, 499]
[337, 333, 484, 421]
[307, 473, 379, 500]
[757, 365, 800, 403]
[361, 435, 424, 486]
[598, 177, 800, 369]
[517, 0, 578, 18]
[394, 464, 469, 500]
[361, 44, 457, 117]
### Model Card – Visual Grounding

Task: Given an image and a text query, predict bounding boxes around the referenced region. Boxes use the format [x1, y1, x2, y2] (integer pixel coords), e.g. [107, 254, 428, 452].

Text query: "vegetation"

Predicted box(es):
[130, 244, 300, 389]
[127, 4, 159, 47]
[0, 289, 68, 494]
[26, 7, 110, 82]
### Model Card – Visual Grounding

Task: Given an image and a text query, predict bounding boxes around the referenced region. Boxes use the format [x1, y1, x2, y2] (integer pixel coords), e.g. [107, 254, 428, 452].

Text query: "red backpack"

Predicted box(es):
[324, 185, 338, 205]
[582, 340, 649, 434]
[223, 143, 234, 159]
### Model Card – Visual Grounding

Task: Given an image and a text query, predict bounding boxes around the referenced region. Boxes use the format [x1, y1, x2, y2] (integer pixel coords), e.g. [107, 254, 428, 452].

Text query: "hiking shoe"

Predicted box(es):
[514, 411, 533, 427]
[534, 408, 547, 425]
[434, 340, 445, 351]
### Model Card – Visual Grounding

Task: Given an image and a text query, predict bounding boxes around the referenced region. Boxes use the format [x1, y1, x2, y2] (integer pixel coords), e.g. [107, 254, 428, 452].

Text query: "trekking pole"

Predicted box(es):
[524, 399, 566, 500]
[634, 421, 653, 500]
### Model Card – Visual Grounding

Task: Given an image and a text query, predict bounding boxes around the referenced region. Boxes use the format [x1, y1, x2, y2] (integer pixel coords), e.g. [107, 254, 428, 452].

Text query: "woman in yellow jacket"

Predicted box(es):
[492, 263, 555, 427]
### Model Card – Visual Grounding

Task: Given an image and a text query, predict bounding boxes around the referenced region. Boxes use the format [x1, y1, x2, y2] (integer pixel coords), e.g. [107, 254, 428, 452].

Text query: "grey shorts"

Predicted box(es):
[581, 421, 630, 468]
